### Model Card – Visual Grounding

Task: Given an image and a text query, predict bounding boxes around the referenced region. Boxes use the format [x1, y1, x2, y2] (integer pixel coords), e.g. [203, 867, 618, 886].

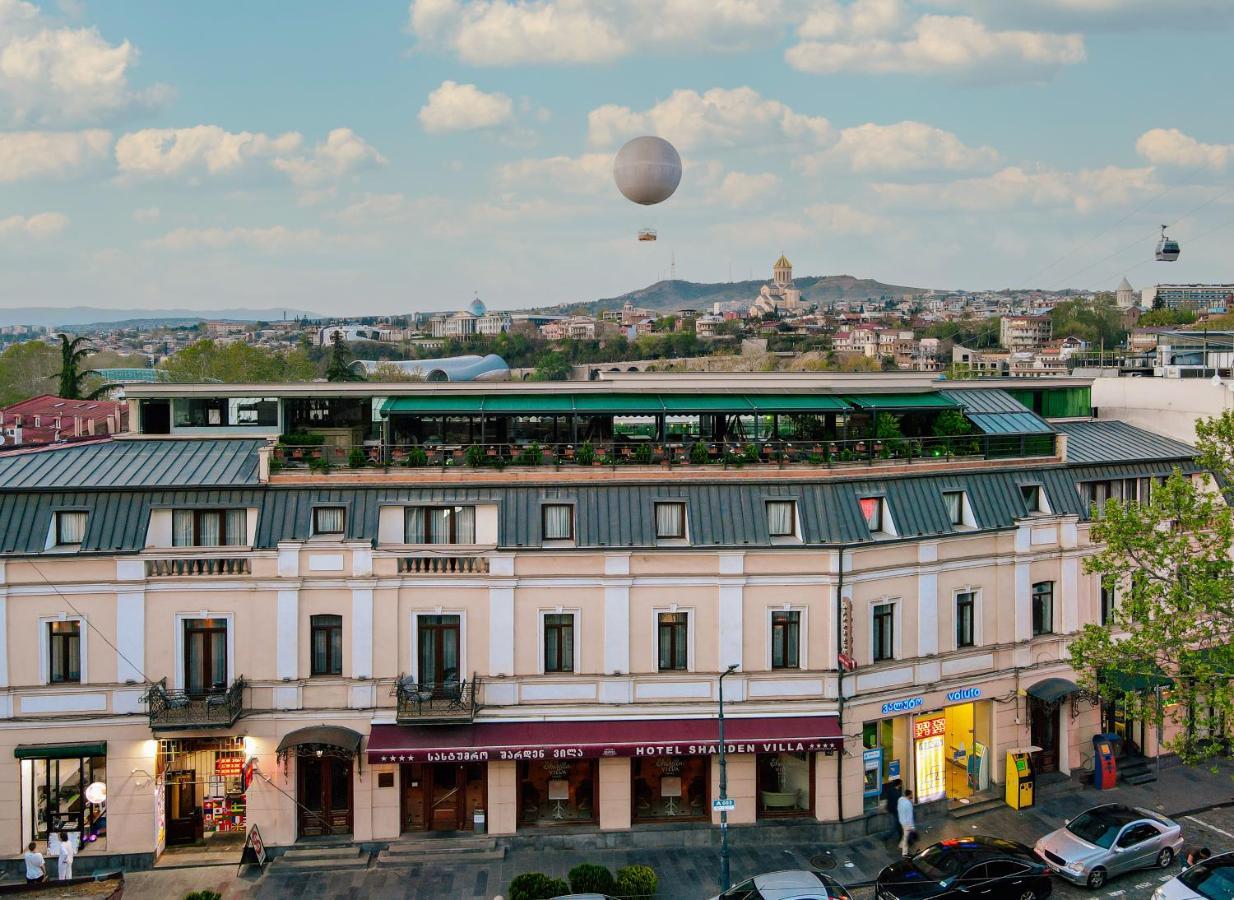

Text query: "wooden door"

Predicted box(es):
[1029, 697, 1060, 773]
[430, 763, 462, 830]
[298, 757, 353, 836]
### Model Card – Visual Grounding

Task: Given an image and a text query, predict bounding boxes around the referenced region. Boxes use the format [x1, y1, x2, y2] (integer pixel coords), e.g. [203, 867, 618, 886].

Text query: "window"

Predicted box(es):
[173, 397, 278, 428]
[1100, 577, 1117, 627]
[956, 592, 976, 648]
[542, 504, 574, 541]
[310, 615, 343, 676]
[1118, 823, 1160, 847]
[313, 506, 345, 536]
[1020, 484, 1049, 515]
[172, 509, 247, 547]
[766, 500, 796, 537]
[417, 614, 460, 685]
[55, 511, 86, 545]
[543, 613, 575, 673]
[872, 603, 895, 662]
[654, 502, 686, 539]
[1032, 581, 1054, 636]
[404, 506, 476, 544]
[658, 612, 688, 671]
[26, 755, 106, 842]
[184, 618, 228, 694]
[859, 497, 883, 532]
[943, 491, 964, 527]
[48, 621, 81, 683]
[771, 611, 801, 669]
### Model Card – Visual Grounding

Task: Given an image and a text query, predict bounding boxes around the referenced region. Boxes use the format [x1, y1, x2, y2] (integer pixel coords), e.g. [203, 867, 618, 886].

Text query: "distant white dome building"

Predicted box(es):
[428, 295, 510, 338]
[1115, 276, 1137, 310]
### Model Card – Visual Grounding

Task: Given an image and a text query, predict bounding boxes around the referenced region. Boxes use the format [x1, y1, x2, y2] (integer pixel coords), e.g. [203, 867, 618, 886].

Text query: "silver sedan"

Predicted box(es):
[1034, 802, 1184, 890]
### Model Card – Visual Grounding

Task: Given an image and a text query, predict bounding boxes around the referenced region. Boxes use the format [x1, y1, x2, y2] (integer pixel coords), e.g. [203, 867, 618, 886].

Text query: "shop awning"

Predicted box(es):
[1100, 665, 1174, 693]
[15, 741, 106, 760]
[842, 392, 958, 410]
[277, 726, 363, 756]
[366, 716, 841, 764]
[1026, 678, 1080, 704]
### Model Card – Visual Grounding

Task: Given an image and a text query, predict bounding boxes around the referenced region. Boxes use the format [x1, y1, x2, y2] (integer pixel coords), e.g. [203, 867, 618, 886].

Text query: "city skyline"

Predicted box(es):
[3, 0, 1234, 314]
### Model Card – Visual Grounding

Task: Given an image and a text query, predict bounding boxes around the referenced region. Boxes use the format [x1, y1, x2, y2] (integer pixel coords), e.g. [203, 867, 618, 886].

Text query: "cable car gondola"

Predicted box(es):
[1155, 224, 1180, 262]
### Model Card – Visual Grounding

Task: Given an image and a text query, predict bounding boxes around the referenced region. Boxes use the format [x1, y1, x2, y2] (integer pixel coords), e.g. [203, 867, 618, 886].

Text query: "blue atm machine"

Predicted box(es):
[1093, 734, 1118, 790]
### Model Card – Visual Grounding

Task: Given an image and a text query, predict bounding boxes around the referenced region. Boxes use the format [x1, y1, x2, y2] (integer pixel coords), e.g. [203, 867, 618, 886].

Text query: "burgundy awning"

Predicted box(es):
[366, 715, 841, 764]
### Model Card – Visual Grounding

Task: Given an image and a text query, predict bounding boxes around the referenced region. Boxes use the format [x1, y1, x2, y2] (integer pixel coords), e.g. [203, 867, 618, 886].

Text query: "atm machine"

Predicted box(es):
[1092, 734, 1118, 790]
[863, 748, 883, 812]
[1004, 746, 1038, 810]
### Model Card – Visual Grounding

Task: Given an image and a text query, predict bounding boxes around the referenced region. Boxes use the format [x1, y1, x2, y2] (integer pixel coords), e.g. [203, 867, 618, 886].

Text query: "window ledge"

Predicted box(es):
[542, 539, 577, 549]
[768, 535, 802, 546]
[655, 538, 690, 547]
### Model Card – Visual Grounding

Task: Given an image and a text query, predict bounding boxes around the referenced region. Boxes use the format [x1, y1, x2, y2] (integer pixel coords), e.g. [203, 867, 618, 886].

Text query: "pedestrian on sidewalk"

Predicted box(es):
[897, 788, 916, 857]
[56, 831, 74, 880]
[882, 779, 903, 844]
[23, 841, 45, 884]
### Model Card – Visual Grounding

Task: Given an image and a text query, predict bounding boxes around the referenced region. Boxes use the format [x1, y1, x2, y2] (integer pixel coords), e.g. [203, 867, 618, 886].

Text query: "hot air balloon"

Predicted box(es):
[613, 136, 681, 241]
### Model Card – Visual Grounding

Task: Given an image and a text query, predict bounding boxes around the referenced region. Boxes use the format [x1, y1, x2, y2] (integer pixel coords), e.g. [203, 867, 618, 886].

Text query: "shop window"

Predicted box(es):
[872, 603, 895, 662]
[770, 611, 800, 669]
[518, 759, 597, 826]
[310, 615, 343, 676]
[417, 614, 461, 685]
[542, 504, 574, 541]
[766, 501, 796, 537]
[404, 506, 475, 544]
[654, 502, 686, 540]
[313, 506, 345, 536]
[955, 592, 976, 649]
[184, 618, 228, 694]
[543, 613, 575, 673]
[657, 612, 689, 671]
[1100, 577, 1117, 627]
[54, 511, 87, 546]
[172, 509, 247, 547]
[25, 754, 106, 843]
[756, 751, 812, 818]
[47, 621, 81, 684]
[1032, 581, 1054, 636]
[158, 737, 246, 844]
[632, 756, 708, 821]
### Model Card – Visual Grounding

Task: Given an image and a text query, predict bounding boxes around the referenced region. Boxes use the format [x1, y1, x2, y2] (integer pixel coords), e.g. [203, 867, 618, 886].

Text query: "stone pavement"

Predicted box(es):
[110, 758, 1234, 900]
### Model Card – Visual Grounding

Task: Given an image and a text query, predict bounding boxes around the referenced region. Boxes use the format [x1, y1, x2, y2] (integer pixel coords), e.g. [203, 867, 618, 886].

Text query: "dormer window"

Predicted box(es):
[1020, 484, 1050, 515]
[766, 501, 796, 538]
[405, 506, 476, 544]
[654, 502, 686, 540]
[313, 506, 345, 536]
[172, 509, 247, 547]
[943, 490, 977, 530]
[860, 496, 896, 537]
[55, 511, 87, 546]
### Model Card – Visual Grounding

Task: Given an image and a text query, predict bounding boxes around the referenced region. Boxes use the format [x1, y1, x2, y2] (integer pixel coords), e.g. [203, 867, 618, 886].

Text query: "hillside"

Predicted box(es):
[0, 306, 321, 329]
[528, 274, 929, 317]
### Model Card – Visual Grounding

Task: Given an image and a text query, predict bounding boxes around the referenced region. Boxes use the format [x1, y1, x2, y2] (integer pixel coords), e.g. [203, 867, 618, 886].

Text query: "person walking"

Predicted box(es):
[897, 788, 916, 857]
[23, 841, 45, 884]
[882, 778, 903, 844]
[56, 832, 75, 880]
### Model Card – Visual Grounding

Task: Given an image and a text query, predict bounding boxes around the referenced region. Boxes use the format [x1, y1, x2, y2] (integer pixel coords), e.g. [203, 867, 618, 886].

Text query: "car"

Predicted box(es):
[1151, 851, 1234, 900]
[708, 869, 854, 900]
[875, 836, 1052, 899]
[1034, 802, 1184, 890]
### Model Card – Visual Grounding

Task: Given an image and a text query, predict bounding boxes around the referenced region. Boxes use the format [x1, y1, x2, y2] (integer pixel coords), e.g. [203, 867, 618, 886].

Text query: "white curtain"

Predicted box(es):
[543, 504, 573, 540]
[198, 511, 221, 546]
[454, 506, 476, 544]
[404, 508, 425, 543]
[944, 492, 961, 525]
[427, 507, 450, 543]
[655, 503, 683, 538]
[57, 512, 86, 544]
[767, 501, 793, 536]
[172, 509, 195, 547]
[225, 509, 247, 545]
[315, 506, 344, 535]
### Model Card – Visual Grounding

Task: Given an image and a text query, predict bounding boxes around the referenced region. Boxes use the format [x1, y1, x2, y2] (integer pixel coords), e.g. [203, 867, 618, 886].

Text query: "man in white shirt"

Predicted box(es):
[897, 788, 916, 857]
[57, 831, 75, 880]
[23, 841, 45, 884]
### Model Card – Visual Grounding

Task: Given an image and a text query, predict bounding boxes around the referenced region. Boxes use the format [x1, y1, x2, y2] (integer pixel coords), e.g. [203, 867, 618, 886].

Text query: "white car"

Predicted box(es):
[1152, 851, 1234, 900]
[709, 869, 853, 900]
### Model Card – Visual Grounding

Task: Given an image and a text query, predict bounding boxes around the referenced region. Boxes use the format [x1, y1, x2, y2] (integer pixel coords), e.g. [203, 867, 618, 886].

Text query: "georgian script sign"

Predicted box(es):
[372, 738, 840, 764]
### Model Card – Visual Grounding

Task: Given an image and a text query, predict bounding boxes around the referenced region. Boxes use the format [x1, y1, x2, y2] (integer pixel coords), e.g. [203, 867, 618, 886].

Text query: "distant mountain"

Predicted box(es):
[527, 275, 930, 317]
[0, 306, 321, 329]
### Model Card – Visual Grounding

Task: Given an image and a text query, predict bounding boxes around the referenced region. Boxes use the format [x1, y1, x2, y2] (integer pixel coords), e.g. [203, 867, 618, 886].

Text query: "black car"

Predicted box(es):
[876, 836, 1053, 900]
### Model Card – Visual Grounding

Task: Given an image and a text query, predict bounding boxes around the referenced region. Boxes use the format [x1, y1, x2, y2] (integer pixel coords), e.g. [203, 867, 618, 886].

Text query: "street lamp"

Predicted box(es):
[718, 662, 739, 892]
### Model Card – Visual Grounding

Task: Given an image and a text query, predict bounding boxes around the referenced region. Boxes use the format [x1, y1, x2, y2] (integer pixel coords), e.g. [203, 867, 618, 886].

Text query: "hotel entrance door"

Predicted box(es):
[400, 762, 485, 832]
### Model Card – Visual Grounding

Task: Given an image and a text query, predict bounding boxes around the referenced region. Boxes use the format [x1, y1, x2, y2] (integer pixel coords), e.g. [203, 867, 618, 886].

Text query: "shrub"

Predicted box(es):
[267, 458, 283, 474]
[615, 864, 658, 900]
[689, 441, 710, 465]
[568, 863, 616, 894]
[633, 443, 653, 465]
[347, 447, 367, 468]
[308, 455, 330, 473]
[278, 432, 325, 447]
[465, 445, 486, 468]
[576, 441, 596, 466]
[517, 442, 543, 466]
[742, 443, 760, 463]
[509, 872, 571, 900]
[185, 892, 223, 900]
[404, 446, 428, 467]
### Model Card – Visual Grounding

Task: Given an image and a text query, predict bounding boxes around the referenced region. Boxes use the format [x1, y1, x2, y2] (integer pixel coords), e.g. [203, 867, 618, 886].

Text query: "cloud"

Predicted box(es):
[799, 121, 1000, 175]
[407, 0, 788, 65]
[144, 225, 353, 254]
[497, 152, 614, 194]
[588, 87, 830, 150]
[711, 202, 885, 244]
[937, 0, 1234, 32]
[1136, 128, 1232, 171]
[0, 211, 68, 239]
[0, 129, 111, 181]
[334, 192, 414, 226]
[0, 0, 168, 123]
[419, 80, 514, 133]
[872, 165, 1156, 212]
[786, 12, 1085, 81]
[132, 206, 159, 222]
[271, 128, 386, 186]
[710, 171, 781, 208]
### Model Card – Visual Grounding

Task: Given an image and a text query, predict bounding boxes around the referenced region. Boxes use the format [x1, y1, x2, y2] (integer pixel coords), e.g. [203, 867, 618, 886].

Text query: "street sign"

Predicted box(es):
[712, 798, 736, 812]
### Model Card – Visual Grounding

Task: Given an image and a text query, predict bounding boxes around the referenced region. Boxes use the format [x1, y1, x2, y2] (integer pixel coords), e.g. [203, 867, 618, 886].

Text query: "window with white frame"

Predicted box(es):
[860, 496, 895, 535]
[771, 610, 801, 669]
[872, 603, 895, 662]
[956, 591, 976, 648]
[405, 506, 476, 544]
[54, 511, 87, 546]
[171, 508, 247, 547]
[313, 506, 345, 536]
[542, 504, 575, 541]
[766, 500, 796, 537]
[543, 613, 575, 673]
[47, 620, 81, 684]
[1032, 581, 1054, 636]
[654, 502, 686, 539]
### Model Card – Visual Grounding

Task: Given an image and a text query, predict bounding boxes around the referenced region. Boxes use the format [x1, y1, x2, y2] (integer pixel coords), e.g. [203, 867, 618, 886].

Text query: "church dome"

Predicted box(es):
[774, 254, 791, 269]
[468, 296, 487, 317]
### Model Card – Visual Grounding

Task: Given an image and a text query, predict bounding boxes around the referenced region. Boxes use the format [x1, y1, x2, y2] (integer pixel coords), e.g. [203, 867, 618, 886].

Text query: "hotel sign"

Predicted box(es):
[371, 737, 842, 764]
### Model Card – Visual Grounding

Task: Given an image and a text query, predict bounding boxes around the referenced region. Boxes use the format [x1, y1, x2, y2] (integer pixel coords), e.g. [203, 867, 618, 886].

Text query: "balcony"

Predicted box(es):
[146, 557, 251, 577]
[145, 677, 246, 731]
[395, 674, 479, 724]
[398, 556, 489, 575]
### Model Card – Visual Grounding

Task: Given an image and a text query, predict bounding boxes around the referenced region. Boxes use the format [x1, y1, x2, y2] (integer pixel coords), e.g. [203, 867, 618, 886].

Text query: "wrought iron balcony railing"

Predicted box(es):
[145, 676, 246, 730]
[394, 673, 479, 723]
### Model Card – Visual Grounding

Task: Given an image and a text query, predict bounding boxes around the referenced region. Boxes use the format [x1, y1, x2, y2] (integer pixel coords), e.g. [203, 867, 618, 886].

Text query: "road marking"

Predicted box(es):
[1185, 814, 1234, 840]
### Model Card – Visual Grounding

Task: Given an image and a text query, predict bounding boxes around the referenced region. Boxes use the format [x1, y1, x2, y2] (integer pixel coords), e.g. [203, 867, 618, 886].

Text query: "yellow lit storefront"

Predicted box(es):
[912, 692, 991, 803]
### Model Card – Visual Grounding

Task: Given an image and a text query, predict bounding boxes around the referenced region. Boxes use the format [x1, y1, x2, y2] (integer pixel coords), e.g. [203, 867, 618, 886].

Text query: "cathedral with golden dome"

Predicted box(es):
[748, 253, 803, 316]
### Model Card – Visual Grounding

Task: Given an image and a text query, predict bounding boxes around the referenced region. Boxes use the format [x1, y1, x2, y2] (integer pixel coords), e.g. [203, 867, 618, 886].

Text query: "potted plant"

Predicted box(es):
[576, 441, 596, 466]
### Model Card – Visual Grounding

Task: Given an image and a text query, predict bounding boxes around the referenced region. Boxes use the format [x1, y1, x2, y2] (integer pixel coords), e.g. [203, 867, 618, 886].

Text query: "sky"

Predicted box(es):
[3, 0, 1234, 315]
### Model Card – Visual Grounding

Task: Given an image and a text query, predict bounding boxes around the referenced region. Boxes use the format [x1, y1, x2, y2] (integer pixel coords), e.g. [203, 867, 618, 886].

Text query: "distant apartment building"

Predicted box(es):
[952, 344, 1010, 376]
[1146, 284, 1234, 314]
[999, 315, 1052, 351]
[694, 314, 724, 338]
[0, 394, 127, 448]
[541, 316, 597, 341]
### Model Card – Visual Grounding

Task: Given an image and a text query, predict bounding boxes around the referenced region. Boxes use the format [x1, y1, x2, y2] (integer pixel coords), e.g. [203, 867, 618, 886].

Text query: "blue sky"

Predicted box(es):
[3, 0, 1234, 315]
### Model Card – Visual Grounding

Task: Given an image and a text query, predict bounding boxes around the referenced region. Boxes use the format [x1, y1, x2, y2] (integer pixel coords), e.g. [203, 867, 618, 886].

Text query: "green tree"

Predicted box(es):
[325, 332, 364, 382]
[1137, 308, 1197, 328]
[159, 339, 317, 383]
[57, 334, 104, 400]
[530, 350, 571, 381]
[0, 340, 59, 405]
[1067, 417, 1234, 763]
[1047, 295, 1127, 347]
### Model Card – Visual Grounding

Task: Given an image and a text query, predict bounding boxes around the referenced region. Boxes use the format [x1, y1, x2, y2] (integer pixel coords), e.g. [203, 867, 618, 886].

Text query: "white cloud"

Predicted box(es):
[408, 0, 788, 65]
[0, 0, 167, 123]
[938, 0, 1234, 32]
[497, 152, 614, 194]
[145, 225, 342, 254]
[0, 211, 68, 239]
[0, 129, 111, 181]
[132, 206, 159, 222]
[335, 192, 413, 226]
[873, 165, 1156, 212]
[271, 128, 386, 186]
[800, 121, 1000, 175]
[798, 0, 906, 40]
[710, 171, 781, 208]
[588, 87, 830, 150]
[1136, 128, 1232, 171]
[419, 80, 514, 133]
[786, 13, 1085, 81]
[711, 202, 885, 244]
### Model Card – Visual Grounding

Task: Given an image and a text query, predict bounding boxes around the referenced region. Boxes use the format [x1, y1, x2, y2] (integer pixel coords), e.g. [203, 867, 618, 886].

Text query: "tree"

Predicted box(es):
[1048, 295, 1127, 347]
[529, 351, 572, 381]
[57, 334, 104, 400]
[370, 361, 424, 382]
[159, 339, 317, 383]
[1137, 308, 1197, 328]
[1067, 415, 1234, 763]
[325, 332, 363, 382]
[0, 340, 59, 405]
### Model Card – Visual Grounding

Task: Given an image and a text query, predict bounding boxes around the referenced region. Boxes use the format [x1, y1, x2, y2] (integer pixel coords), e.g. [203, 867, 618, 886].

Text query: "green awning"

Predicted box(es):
[15, 741, 106, 760]
[749, 394, 850, 413]
[481, 395, 576, 413]
[382, 396, 485, 415]
[660, 395, 754, 412]
[574, 394, 665, 414]
[1100, 665, 1174, 693]
[842, 393, 959, 410]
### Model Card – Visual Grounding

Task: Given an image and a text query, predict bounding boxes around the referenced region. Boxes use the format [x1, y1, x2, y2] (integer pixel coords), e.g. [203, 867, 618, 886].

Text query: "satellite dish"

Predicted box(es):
[613, 136, 682, 206]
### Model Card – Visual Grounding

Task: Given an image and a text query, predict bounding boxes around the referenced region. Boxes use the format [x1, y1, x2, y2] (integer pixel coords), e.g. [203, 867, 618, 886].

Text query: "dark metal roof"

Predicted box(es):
[1056, 420, 1195, 465]
[0, 439, 262, 490]
[941, 389, 1054, 436]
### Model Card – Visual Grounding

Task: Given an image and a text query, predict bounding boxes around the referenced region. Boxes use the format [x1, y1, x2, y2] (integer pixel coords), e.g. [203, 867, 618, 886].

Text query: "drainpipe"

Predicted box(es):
[836, 546, 846, 824]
